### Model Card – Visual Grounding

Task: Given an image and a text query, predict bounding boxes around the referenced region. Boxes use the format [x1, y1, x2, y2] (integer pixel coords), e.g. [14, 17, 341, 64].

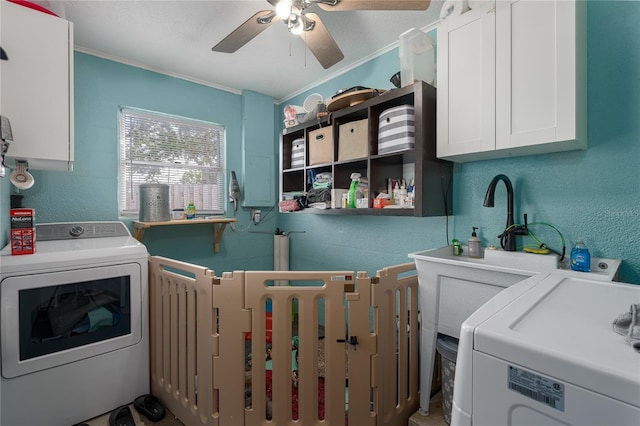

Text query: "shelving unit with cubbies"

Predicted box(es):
[279, 81, 453, 217]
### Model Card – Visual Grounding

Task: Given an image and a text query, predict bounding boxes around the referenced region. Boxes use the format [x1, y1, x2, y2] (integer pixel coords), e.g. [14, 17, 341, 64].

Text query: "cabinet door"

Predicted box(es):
[241, 90, 275, 207]
[495, 0, 584, 151]
[437, 5, 496, 158]
[1, 1, 73, 171]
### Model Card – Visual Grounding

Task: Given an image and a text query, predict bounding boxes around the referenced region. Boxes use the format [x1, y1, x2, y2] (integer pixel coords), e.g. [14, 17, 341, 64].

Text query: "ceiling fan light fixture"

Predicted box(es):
[275, 0, 293, 19]
[216, 0, 427, 69]
[290, 18, 304, 35]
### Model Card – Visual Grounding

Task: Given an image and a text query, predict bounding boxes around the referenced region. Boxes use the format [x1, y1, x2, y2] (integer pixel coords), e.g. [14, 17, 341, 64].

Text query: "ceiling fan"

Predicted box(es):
[212, 0, 431, 69]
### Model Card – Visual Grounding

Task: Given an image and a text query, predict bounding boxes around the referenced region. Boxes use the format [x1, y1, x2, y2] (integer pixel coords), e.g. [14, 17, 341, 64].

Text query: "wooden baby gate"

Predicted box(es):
[149, 256, 420, 426]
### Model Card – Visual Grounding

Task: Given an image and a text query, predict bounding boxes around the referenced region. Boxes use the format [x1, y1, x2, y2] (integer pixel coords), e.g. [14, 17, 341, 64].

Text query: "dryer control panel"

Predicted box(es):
[36, 221, 131, 240]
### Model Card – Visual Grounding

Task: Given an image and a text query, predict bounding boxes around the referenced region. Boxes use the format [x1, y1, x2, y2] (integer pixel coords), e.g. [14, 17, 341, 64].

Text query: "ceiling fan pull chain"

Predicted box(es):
[304, 29, 308, 67]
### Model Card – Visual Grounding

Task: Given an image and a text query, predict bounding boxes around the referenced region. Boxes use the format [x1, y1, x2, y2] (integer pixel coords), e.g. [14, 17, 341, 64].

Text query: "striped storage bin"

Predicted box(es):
[378, 105, 415, 154]
[291, 138, 305, 168]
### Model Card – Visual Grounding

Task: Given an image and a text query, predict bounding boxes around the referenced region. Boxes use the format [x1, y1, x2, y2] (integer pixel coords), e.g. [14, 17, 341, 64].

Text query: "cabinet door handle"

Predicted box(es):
[315, 134, 324, 141]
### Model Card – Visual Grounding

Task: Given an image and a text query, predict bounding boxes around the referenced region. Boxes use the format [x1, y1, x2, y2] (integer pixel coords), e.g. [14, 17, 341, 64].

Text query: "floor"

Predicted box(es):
[83, 393, 447, 426]
[83, 404, 184, 426]
[409, 391, 449, 426]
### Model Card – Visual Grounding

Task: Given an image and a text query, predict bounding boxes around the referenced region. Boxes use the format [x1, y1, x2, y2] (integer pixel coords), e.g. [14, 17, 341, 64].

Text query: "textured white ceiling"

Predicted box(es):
[36, 0, 443, 102]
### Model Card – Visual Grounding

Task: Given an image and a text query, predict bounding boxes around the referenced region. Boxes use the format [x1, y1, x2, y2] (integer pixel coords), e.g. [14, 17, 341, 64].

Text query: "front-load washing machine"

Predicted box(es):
[452, 272, 640, 426]
[1, 222, 149, 426]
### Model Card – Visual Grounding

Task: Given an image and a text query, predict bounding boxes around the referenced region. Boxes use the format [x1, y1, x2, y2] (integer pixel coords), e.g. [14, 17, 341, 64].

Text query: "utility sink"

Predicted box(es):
[407, 245, 622, 415]
[410, 245, 621, 280]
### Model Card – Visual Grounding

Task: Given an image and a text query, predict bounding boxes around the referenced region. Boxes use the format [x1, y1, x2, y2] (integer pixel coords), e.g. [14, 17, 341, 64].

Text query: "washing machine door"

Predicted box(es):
[1, 263, 143, 378]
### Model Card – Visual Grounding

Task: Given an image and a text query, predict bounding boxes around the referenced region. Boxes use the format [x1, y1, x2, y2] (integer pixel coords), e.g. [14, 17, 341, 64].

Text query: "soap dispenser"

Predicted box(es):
[468, 227, 482, 258]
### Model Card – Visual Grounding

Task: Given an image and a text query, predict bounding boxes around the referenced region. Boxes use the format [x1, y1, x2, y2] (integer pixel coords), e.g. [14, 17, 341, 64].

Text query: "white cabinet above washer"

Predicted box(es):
[437, 0, 586, 162]
[1, 1, 74, 172]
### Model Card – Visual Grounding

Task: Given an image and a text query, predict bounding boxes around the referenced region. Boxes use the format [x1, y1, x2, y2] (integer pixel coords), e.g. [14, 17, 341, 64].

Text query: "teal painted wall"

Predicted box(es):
[1, 1, 638, 285]
[0, 53, 277, 272]
[277, 1, 640, 284]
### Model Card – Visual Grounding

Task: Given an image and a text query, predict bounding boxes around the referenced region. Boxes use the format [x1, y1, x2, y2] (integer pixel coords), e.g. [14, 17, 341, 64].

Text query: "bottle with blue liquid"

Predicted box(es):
[570, 239, 591, 272]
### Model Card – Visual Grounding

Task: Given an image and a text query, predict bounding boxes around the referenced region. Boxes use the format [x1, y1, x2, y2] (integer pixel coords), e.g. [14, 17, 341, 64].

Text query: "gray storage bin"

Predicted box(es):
[436, 334, 459, 425]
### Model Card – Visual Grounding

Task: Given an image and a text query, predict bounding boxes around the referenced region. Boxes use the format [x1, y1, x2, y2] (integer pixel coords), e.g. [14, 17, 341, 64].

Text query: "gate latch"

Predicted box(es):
[337, 336, 359, 351]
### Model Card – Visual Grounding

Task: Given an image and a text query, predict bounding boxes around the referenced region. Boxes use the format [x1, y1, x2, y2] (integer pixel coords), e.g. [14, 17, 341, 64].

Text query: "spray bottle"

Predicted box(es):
[348, 173, 361, 208]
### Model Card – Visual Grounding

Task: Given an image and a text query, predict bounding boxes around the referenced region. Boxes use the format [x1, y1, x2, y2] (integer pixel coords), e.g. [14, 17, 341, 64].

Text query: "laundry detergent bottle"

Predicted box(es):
[347, 173, 361, 208]
[570, 239, 591, 272]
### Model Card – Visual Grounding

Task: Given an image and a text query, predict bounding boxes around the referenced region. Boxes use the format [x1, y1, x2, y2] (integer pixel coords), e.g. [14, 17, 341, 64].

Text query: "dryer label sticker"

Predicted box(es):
[508, 365, 565, 411]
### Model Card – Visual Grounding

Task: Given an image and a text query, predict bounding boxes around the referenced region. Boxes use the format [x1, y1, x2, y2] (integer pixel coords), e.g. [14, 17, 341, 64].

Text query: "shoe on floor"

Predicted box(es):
[133, 394, 166, 422]
[109, 405, 135, 426]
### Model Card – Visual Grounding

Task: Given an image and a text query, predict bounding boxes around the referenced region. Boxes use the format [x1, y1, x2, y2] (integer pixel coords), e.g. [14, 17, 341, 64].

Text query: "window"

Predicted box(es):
[119, 107, 225, 216]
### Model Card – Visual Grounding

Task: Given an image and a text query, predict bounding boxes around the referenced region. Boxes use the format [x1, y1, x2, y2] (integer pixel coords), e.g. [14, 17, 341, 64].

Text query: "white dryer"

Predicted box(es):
[452, 273, 640, 426]
[1, 222, 149, 426]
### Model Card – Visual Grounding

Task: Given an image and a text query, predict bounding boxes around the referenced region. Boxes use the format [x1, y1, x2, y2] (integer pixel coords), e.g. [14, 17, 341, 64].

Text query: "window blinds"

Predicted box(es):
[119, 107, 225, 216]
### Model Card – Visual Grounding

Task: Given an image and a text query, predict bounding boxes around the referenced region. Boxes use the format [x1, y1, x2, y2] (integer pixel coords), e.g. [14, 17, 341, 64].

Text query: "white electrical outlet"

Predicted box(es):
[251, 209, 261, 224]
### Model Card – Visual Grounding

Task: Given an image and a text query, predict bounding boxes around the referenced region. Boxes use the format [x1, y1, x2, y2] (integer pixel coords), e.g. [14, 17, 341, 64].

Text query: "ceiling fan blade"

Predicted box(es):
[212, 10, 279, 53]
[317, 0, 431, 11]
[299, 13, 344, 69]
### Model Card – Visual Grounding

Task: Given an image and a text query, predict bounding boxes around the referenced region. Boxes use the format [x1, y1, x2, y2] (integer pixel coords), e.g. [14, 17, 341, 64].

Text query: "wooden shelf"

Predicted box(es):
[132, 217, 237, 252]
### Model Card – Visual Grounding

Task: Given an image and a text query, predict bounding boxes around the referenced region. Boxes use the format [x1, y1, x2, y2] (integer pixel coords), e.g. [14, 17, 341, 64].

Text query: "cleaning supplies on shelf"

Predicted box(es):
[392, 180, 400, 202]
[407, 179, 415, 208]
[348, 173, 361, 208]
[468, 227, 482, 258]
[570, 239, 591, 272]
[398, 181, 408, 206]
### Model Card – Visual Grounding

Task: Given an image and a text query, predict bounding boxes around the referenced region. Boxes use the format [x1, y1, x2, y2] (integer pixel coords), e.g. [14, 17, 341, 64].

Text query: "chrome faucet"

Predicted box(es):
[483, 174, 528, 251]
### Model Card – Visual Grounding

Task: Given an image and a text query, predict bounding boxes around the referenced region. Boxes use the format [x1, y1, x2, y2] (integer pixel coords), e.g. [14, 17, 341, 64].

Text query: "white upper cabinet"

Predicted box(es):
[1, 1, 74, 171]
[437, 0, 586, 162]
[437, 4, 496, 158]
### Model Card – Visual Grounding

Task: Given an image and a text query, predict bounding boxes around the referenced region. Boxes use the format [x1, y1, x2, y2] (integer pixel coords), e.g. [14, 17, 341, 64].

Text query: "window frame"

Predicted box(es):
[118, 107, 226, 217]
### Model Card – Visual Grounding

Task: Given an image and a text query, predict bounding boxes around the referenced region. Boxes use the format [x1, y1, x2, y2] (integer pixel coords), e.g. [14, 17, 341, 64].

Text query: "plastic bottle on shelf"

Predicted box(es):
[408, 179, 415, 208]
[348, 173, 361, 208]
[570, 239, 591, 272]
[186, 202, 196, 219]
[399, 182, 408, 207]
[392, 181, 400, 204]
